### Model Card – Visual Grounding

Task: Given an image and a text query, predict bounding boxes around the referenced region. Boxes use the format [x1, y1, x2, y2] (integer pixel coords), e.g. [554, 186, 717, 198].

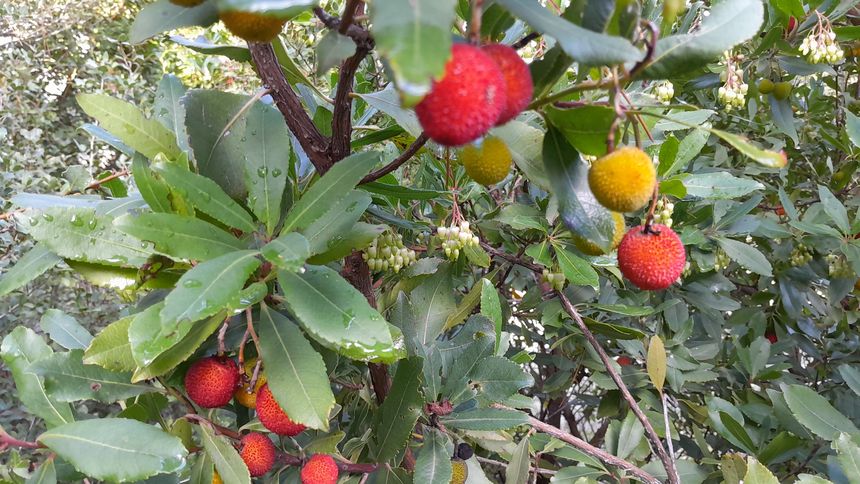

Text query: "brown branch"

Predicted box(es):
[0, 427, 43, 449]
[512, 32, 541, 50]
[312, 6, 373, 47]
[84, 170, 129, 191]
[493, 405, 660, 484]
[184, 414, 242, 440]
[359, 133, 430, 184]
[476, 455, 556, 476]
[331, 46, 370, 162]
[248, 42, 331, 173]
[338, 0, 362, 35]
[556, 292, 679, 484]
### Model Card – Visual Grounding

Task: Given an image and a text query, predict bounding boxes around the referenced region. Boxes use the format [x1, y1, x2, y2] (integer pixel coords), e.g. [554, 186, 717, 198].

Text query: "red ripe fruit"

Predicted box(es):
[415, 44, 507, 147]
[617, 356, 633, 367]
[617, 224, 686, 291]
[239, 432, 276, 477]
[256, 383, 307, 436]
[765, 331, 778, 344]
[482, 44, 533, 125]
[301, 454, 339, 484]
[184, 356, 239, 408]
[787, 16, 798, 33]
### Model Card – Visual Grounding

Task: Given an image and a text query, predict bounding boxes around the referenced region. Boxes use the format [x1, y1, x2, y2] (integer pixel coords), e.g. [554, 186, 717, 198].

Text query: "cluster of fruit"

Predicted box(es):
[800, 28, 844, 64]
[541, 269, 566, 291]
[169, 0, 288, 42]
[652, 199, 674, 228]
[183, 356, 339, 483]
[713, 249, 731, 271]
[436, 221, 480, 261]
[826, 253, 853, 278]
[718, 55, 749, 110]
[654, 81, 675, 104]
[790, 243, 813, 266]
[758, 79, 793, 100]
[363, 232, 418, 273]
[416, 43, 533, 147]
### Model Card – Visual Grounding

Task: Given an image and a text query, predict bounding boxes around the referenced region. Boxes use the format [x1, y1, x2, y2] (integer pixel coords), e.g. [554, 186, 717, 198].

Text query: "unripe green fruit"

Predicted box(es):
[773, 81, 792, 100]
[758, 79, 774, 94]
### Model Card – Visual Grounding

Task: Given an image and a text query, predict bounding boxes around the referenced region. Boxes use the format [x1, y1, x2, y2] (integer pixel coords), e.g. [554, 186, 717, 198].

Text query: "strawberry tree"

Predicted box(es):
[1, 0, 860, 483]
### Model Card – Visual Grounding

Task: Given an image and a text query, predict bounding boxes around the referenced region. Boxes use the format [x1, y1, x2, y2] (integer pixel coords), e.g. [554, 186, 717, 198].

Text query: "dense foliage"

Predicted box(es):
[1, 0, 860, 483]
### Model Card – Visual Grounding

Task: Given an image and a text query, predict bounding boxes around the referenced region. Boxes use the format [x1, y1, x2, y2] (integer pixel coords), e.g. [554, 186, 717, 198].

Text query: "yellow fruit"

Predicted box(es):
[758, 79, 774, 94]
[212, 471, 223, 484]
[573, 212, 626, 255]
[460, 136, 513, 186]
[773, 81, 792, 100]
[234, 358, 266, 409]
[588, 146, 656, 213]
[450, 459, 468, 484]
[220, 11, 286, 42]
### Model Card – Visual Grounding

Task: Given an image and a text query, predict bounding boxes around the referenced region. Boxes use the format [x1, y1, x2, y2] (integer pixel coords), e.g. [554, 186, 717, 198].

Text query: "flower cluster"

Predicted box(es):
[652, 199, 674, 228]
[825, 253, 853, 278]
[790, 243, 813, 266]
[713, 249, 731, 271]
[363, 233, 418, 273]
[655, 81, 674, 104]
[800, 28, 844, 64]
[541, 269, 566, 291]
[436, 221, 479, 260]
[718, 54, 748, 110]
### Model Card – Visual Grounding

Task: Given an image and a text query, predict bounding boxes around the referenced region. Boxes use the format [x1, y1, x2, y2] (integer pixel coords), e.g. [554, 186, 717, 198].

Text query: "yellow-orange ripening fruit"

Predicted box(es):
[212, 471, 223, 484]
[450, 459, 468, 484]
[219, 11, 286, 43]
[234, 359, 266, 409]
[588, 147, 656, 213]
[573, 212, 626, 256]
[617, 224, 686, 291]
[415, 44, 507, 147]
[239, 432, 277, 477]
[301, 454, 339, 484]
[256, 383, 307, 436]
[481, 44, 533, 125]
[169, 0, 205, 6]
[460, 136, 513, 186]
[854, 278, 860, 292]
[184, 356, 239, 408]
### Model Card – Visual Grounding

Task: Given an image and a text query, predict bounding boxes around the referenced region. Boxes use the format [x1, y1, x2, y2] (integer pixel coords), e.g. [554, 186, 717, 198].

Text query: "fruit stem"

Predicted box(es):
[469, 0, 484, 44]
[216, 317, 230, 357]
[643, 184, 660, 232]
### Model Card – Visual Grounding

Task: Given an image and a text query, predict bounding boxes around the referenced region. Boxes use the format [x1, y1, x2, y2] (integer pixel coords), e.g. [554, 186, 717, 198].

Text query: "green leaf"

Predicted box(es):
[414, 428, 452, 484]
[306, 222, 386, 265]
[472, 356, 533, 403]
[580, 317, 647, 340]
[361, 182, 444, 201]
[743, 457, 779, 484]
[661, 129, 710, 177]
[152, 161, 256, 233]
[257, 304, 335, 430]
[682, 172, 765, 199]
[371, 357, 424, 462]
[357, 87, 423, 137]
[543, 127, 615, 252]
[715, 237, 773, 276]
[546, 106, 618, 157]
[769, 95, 799, 145]
[31, 350, 152, 403]
[77, 93, 181, 160]
[818, 185, 850, 234]
[490, 121, 550, 190]
[39, 418, 187, 482]
[154, 75, 189, 152]
[160, 250, 261, 326]
[132, 155, 174, 214]
[833, 433, 860, 484]
[26, 458, 56, 484]
[719, 412, 756, 454]
[506, 435, 530, 484]
[132, 313, 224, 382]
[216, 0, 316, 18]
[616, 412, 645, 460]
[494, 0, 642, 65]
[409, 263, 457, 346]
[261, 232, 310, 272]
[17, 207, 153, 267]
[440, 408, 529, 430]
[0, 244, 61, 297]
[480, 279, 503, 353]
[317, 31, 356, 73]
[641, 0, 764, 78]
[242, 99, 291, 235]
[130, 0, 218, 43]
[114, 212, 245, 261]
[464, 244, 491, 268]
[130, 303, 182, 367]
[838, 365, 860, 398]
[782, 384, 860, 440]
[300, 190, 372, 255]
[198, 424, 251, 484]
[283, 151, 381, 233]
[83, 315, 136, 372]
[846, 110, 860, 149]
[554, 246, 599, 289]
[0, 327, 74, 428]
[646, 335, 666, 392]
[497, 204, 548, 232]
[369, 0, 457, 97]
[443, 278, 484, 332]
[278, 265, 401, 363]
[39, 310, 93, 350]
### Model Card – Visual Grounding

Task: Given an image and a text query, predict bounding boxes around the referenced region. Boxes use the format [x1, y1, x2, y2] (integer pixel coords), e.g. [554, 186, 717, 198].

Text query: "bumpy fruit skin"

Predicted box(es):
[450, 459, 468, 484]
[184, 356, 239, 408]
[220, 11, 286, 42]
[617, 224, 686, 290]
[460, 136, 512, 185]
[481, 44, 533, 125]
[170, 0, 205, 5]
[415, 44, 507, 147]
[765, 331, 778, 344]
[573, 212, 625, 256]
[588, 147, 656, 213]
[239, 432, 277, 477]
[758, 79, 775, 94]
[212, 471, 223, 484]
[234, 358, 266, 409]
[256, 383, 307, 436]
[773, 81, 792, 100]
[301, 454, 339, 484]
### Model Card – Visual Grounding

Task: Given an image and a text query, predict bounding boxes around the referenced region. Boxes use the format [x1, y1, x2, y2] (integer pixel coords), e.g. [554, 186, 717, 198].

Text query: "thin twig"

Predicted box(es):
[83, 169, 130, 191]
[359, 133, 430, 184]
[512, 32, 540, 50]
[0, 427, 42, 449]
[469, 0, 484, 43]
